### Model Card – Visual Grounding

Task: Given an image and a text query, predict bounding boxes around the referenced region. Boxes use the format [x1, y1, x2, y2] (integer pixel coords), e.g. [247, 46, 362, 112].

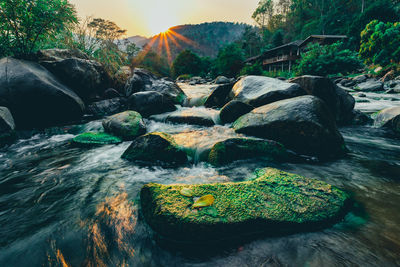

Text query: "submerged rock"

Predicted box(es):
[0, 57, 85, 128]
[153, 108, 218, 126]
[233, 96, 346, 159]
[102, 111, 146, 140]
[208, 138, 290, 166]
[374, 106, 400, 133]
[356, 80, 384, 92]
[128, 91, 176, 117]
[0, 106, 16, 146]
[219, 100, 254, 124]
[204, 82, 234, 108]
[122, 132, 188, 165]
[140, 168, 351, 243]
[230, 76, 305, 107]
[72, 132, 122, 146]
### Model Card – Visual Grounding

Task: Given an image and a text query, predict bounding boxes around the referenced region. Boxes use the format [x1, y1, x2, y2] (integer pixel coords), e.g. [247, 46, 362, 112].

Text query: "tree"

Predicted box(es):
[133, 49, 170, 77]
[271, 29, 284, 47]
[0, 0, 77, 57]
[215, 43, 245, 78]
[172, 50, 203, 77]
[359, 20, 400, 66]
[252, 0, 274, 30]
[240, 26, 263, 58]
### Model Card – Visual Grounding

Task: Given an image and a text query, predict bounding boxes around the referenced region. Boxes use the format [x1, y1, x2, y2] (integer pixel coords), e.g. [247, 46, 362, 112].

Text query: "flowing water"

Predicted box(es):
[0, 87, 400, 267]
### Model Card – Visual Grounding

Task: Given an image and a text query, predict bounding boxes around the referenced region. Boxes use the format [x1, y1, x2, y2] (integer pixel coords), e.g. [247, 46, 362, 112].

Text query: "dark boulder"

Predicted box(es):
[204, 82, 235, 108]
[38, 49, 111, 102]
[349, 110, 373, 125]
[214, 76, 231, 84]
[121, 132, 188, 165]
[233, 96, 346, 159]
[0, 57, 85, 128]
[154, 108, 218, 126]
[0, 106, 16, 146]
[230, 76, 305, 107]
[219, 100, 254, 124]
[86, 98, 127, 117]
[128, 91, 176, 117]
[125, 68, 187, 104]
[355, 80, 384, 92]
[36, 49, 89, 61]
[102, 111, 146, 140]
[374, 106, 400, 133]
[103, 88, 121, 99]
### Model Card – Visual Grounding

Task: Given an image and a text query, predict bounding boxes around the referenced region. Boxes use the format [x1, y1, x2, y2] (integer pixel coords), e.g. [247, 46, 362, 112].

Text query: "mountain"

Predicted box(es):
[124, 22, 249, 60]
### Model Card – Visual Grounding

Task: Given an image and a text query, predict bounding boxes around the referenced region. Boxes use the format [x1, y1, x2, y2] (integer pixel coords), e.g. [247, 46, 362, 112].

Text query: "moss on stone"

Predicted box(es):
[72, 132, 122, 146]
[140, 168, 351, 242]
[208, 138, 289, 166]
[102, 111, 146, 140]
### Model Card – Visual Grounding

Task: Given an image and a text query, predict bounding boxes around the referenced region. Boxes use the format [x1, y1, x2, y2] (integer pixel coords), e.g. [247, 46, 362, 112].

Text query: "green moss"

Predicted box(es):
[175, 92, 187, 105]
[72, 132, 122, 146]
[102, 111, 146, 140]
[140, 168, 352, 242]
[208, 138, 289, 166]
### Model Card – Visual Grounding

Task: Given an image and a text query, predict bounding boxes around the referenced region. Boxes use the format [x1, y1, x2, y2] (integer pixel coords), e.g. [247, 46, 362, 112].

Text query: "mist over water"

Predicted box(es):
[0, 88, 400, 266]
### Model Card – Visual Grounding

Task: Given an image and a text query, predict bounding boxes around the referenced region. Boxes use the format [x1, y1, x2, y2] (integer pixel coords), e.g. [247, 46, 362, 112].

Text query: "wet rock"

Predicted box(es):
[140, 168, 351, 242]
[113, 66, 132, 92]
[153, 108, 218, 126]
[102, 111, 146, 140]
[208, 138, 290, 166]
[233, 96, 346, 159]
[86, 98, 127, 117]
[219, 100, 254, 124]
[349, 110, 373, 125]
[36, 48, 89, 61]
[122, 132, 188, 165]
[356, 93, 366, 97]
[230, 76, 305, 107]
[125, 68, 187, 104]
[214, 76, 230, 84]
[0, 57, 85, 128]
[72, 132, 122, 146]
[204, 82, 235, 108]
[38, 49, 111, 102]
[0, 106, 16, 146]
[374, 106, 400, 133]
[128, 91, 176, 117]
[352, 74, 368, 83]
[103, 88, 121, 99]
[335, 86, 356, 124]
[340, 79, 356, 87]
[356, 80, 384, 92]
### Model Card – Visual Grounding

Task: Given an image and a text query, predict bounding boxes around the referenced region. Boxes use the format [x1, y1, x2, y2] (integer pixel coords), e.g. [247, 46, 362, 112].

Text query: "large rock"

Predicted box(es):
[86, 97, 127, 117]
[153, 108, 218, 126]
[356, 80, 384, 92]
[140, 168, 351, 243]
[233, 96, 346, 159]
[230, 76, 305, 107]
[208, 138, 290, 166]
[122, 132, 188, 165]
[38, 49, 111, 102]
[128, 91, 176, 117]
[374, 106, 400, 133]
[214, 76, 231, 84]
[290, 75, 355, 123]
[36, 48, 89, 61]
[72, 132, 122, 146]
[204, 82, 235, 108]
[219, 100, 254, 124]
[125, 68, 187, 104]
[0, 106, 16, 146]
[102, 111, 146, 140]
[0, 57, 85, 128]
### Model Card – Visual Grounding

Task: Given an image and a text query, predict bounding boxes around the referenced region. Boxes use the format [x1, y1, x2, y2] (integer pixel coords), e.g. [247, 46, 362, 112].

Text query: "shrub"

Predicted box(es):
[215, 43, 245, 78]
[240, 62, 263, 76]
[295, 42, 363, 76]
[172, 50, 203, 78]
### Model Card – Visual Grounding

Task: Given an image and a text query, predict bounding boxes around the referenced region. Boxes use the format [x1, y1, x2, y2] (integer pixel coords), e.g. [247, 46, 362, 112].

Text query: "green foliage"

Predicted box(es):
[0, 0, 77, 58]
[252, 0, 274, 30]
[239, 26, 263, 58]
[295, 42, 363, 76]
[172, 50, 203, 78]
[240, 62, 264, 76]
[359, 20, 400, 66]
[262, 70, 295, 79]
[133, 49, 171, 77]
[214, 43, 244, 78]
[271, 29, 284, 47]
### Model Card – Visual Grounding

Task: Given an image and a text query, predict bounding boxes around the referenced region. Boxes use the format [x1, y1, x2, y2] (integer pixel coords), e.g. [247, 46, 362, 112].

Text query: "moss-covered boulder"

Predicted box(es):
[121, 132, 188, 165]
[233, 96, 346, 159]
[140, 168, 351, 243]
[72, 132, 122, 146]
[374, 106, 400, 133]
[208, 138, 290, 166]
[102, 110, 146, 140]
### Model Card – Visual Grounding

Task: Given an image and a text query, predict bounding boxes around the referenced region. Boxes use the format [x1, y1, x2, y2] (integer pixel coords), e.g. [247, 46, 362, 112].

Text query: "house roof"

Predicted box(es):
[299, 35, 347, 47]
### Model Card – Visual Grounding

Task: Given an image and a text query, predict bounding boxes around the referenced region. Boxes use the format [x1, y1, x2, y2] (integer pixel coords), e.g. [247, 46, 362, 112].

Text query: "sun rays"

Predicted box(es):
[139, 28, 199, 64]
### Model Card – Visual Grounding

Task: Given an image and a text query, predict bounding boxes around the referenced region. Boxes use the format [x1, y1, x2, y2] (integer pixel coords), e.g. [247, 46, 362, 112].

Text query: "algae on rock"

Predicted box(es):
[72, 132, 122, 146]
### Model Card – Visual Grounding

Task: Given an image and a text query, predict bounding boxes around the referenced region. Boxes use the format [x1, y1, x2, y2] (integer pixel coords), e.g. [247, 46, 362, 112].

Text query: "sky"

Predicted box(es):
[69, 0, 260, 37]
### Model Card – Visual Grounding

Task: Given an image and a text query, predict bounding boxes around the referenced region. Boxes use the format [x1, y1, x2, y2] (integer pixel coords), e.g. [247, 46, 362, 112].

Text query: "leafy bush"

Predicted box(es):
[262, 70, 295, 79]
[240, 62, 263, 76]
[0, 0, 77, 58]
[214, 43, 245, 78]
[172, 50, 203, 78]
[359, 20, 400, 66]
[295, 42, 363, 76]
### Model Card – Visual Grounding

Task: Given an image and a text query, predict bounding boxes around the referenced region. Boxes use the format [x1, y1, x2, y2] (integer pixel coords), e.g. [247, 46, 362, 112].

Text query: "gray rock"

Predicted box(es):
[204, 82, 235, 108]
[352, 74, 368, 83]
[233, 96, 346, 159]
[0, 106, 16, 147]
[356, 80, 384, 92]
[349, 110, 373, 125]
[219, 100, 254, 124]
[154, 108, 218, 126]
[36, 48, 89, 61]
[86, 97, 127, 117]
[230, 76, 305, 107]
[0, 57, 85, 128]
[374, 106, 400, 133]
[125, 68, 187, 104]
[128, 91, 176, 117]
[214, 76, 230, 84]
[102, 110, 146, 140]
